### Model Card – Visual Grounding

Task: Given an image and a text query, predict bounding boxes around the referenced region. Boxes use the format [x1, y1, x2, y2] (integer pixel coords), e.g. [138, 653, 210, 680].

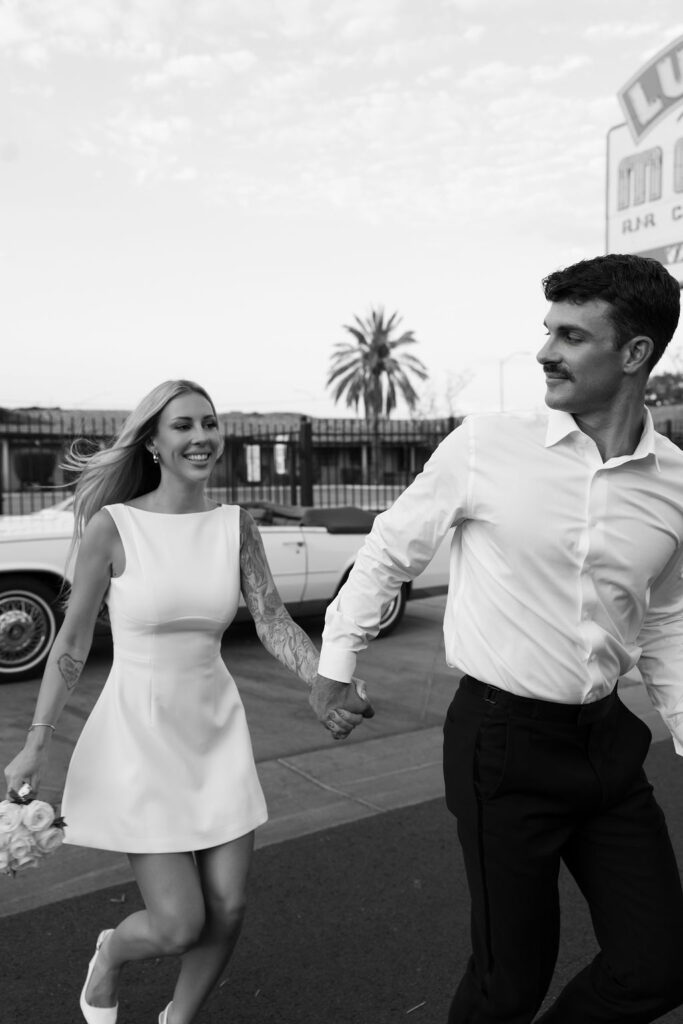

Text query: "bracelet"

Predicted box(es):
[28, 723, 55, 733]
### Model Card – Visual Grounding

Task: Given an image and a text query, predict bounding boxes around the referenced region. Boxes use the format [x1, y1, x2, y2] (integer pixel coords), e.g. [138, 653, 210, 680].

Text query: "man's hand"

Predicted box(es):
[309, 674, 375, 739]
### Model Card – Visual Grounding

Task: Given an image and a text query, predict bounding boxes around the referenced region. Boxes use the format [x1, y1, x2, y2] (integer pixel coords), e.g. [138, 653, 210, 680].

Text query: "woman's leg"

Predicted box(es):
[83, 851, 205, 1009]
[167, 831, 254, 1024]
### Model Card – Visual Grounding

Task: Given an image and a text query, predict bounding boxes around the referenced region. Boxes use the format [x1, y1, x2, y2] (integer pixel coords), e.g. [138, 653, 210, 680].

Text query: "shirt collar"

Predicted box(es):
[544, 407, 660, 469]
[544, 409, 582, 448]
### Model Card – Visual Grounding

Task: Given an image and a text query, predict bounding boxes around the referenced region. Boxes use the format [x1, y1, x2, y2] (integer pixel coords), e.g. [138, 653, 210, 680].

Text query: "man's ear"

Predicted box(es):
[622, 335, 654, 376]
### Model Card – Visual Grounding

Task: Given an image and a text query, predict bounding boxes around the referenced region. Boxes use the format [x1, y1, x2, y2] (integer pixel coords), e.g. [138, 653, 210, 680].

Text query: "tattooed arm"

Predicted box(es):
[239, 508, 319, 685]
[239, 509, 374, 737]
[3, 510, 115, 797]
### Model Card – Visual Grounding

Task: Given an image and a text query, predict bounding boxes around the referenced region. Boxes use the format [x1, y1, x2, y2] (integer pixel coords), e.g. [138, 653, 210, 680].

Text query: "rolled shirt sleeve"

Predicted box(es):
[318, 421, 472, 682]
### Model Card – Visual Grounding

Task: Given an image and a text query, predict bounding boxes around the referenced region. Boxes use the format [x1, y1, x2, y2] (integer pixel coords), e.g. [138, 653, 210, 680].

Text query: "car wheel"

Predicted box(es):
[0, 577, 63, 683]
[377, 584, 408, 638]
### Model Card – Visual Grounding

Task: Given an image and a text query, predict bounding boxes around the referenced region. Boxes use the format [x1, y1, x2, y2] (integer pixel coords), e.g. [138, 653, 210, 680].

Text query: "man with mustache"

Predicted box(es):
[311, 253, 683, 1023]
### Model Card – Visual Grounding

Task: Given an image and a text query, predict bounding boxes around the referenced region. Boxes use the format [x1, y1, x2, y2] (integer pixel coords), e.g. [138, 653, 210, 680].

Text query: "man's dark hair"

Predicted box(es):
[542, 253, 680, 371]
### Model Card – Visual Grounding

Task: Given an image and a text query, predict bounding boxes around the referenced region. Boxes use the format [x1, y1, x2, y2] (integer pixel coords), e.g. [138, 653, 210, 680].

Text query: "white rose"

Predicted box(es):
[0, 801, 22, 835]
[0, 847, 10, 873]
[8, 831, 38, 872]
[20, 800, 55, 832]
[34, 826, 64, 856]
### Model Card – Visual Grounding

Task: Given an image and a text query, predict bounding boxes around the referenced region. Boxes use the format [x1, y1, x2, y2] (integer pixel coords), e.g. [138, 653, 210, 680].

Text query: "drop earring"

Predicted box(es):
[151, 449, 159, 464]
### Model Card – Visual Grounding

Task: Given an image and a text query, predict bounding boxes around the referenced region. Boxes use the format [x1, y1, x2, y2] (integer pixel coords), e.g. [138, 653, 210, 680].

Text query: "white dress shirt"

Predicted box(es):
[319, 409, 683, 754]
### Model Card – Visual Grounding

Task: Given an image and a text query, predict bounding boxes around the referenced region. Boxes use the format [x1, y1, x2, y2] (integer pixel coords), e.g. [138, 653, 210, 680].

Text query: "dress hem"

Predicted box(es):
[62, 812, 269, 854]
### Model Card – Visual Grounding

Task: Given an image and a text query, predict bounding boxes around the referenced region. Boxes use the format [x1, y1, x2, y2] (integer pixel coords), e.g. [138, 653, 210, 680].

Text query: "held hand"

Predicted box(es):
[309, 674, 375, 740]
[4, 747, 45, 800]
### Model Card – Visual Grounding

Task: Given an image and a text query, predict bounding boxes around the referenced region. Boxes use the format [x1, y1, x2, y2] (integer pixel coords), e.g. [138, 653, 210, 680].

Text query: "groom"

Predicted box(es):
[311, 253, 683, 1022]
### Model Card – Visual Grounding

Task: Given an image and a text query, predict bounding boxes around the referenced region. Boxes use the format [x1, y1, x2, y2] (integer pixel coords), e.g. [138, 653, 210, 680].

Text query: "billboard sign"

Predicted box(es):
[618, 36, 683, 143]
[607, 36, 683, 284]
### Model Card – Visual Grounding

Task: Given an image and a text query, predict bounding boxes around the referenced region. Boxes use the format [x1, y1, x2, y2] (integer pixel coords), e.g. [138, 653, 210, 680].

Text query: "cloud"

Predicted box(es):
[0, 0, 176, 61]
[462, 24, 485, 42]
[443, 0, 493, 10]
[584, 21, 661, 40]
[323, 0, 402, 40]
[121, 113, 191, 146]
[0, 2, 33, 47]
[372, 32, 471, 68]
[137, 50, 257, 90]
[0, 141, 20, 162]
[416, 65, 455, 85]
[530, 55, 591, 82]
[18, 41, 49, 66]
[459, 54, 592, 91]
[82, 107, 200, 187]
[459, 60, 524, 91]
[171, 166, 198, 181]
[444, 0, 534, 9]
[72, 139, 100, 157]
[252, 63, 321, 100]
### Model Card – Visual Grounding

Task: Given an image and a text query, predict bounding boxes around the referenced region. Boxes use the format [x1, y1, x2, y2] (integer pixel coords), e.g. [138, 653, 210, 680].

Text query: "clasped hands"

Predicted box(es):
[309, 674, 375, 739]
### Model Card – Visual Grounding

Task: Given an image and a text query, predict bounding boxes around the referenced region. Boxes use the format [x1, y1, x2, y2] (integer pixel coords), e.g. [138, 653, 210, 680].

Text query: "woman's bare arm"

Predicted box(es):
[3, 510, 116, 794]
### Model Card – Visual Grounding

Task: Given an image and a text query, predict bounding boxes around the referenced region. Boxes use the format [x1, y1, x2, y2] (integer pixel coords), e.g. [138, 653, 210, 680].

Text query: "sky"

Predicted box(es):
[2, 0, 683, 419]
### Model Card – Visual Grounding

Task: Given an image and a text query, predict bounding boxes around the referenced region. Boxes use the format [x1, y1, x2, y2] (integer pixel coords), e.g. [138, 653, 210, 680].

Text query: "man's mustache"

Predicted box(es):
[543, 362, 574, 380]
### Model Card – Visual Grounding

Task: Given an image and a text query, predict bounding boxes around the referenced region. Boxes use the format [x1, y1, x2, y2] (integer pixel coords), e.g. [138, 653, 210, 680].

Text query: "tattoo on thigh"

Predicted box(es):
[58, 653, 83, 690]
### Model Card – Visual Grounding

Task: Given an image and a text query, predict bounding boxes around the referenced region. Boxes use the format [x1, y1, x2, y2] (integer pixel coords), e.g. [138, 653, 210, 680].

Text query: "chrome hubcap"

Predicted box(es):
[0, 598, 49, 665]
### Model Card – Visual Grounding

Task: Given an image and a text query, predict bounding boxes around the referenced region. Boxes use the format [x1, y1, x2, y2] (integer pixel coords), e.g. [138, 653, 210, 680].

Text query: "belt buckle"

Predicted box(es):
[484, 686, 498, 705]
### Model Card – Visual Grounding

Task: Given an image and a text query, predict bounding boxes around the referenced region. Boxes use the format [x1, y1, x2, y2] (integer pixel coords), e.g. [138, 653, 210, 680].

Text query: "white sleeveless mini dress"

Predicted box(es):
[61, 503, 268, 853]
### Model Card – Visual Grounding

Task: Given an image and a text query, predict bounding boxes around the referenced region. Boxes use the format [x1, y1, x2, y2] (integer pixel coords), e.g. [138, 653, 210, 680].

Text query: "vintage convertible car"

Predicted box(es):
[0, 500, 450, 684]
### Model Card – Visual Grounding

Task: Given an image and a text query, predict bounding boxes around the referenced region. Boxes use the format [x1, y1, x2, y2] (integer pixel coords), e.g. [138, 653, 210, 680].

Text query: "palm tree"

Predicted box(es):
[327, 308, 429, 483]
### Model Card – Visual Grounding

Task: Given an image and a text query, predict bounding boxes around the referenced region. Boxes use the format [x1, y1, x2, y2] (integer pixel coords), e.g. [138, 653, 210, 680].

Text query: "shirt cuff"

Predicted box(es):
[317, 645, 358, 683]
[664, 711, 683, 757]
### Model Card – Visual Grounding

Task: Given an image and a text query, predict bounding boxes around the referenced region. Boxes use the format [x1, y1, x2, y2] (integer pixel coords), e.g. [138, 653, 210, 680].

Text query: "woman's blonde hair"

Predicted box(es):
[65, 379, 220, 539]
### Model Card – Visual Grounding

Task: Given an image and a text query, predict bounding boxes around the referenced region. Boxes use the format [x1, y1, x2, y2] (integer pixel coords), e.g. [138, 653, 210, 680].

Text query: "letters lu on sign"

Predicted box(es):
[618, 35, 683, 143]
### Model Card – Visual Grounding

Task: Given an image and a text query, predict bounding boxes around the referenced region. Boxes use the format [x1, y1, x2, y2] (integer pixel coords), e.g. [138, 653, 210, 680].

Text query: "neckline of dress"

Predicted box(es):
[124, 504, 222, 517]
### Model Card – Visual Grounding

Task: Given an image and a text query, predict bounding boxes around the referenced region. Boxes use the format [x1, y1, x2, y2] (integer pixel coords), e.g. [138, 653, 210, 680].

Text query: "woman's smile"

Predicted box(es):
[183, 452, 211, 464]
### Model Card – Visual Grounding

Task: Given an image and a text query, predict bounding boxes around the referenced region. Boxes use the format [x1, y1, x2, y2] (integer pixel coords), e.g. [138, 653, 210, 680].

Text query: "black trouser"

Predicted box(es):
[442, 675, 683, 1024]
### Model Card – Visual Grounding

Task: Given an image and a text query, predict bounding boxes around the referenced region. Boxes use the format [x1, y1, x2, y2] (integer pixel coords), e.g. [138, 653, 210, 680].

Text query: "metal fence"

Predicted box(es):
[0, 411, 459, 515]
[3, 408, 682, 517]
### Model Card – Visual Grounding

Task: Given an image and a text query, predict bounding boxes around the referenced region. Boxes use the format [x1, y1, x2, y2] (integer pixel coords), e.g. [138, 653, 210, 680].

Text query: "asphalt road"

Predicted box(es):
[1, 596, 682, 1023]
[3, 743, 683, 1024]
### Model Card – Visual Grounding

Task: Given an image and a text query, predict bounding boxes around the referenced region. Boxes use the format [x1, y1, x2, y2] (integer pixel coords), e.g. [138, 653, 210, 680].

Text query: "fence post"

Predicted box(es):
[0, 437, 6, 515]
[299, 416, 314, 506]
[288, 437, 298, 506]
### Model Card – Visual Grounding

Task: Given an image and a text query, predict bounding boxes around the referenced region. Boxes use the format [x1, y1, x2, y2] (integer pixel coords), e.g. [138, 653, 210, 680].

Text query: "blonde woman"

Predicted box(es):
[4, 380, 372, 1024]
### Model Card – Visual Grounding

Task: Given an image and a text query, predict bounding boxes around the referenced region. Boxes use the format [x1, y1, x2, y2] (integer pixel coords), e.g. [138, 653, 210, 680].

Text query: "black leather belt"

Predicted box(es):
[459, 674, 618, 724]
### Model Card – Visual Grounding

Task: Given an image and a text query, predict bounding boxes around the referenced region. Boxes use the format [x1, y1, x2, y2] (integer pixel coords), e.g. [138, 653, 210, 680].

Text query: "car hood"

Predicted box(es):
[0, 512, 75, 540]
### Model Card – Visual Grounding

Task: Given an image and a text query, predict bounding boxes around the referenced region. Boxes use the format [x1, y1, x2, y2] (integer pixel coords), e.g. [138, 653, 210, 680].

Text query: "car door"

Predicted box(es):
[251, 523, 307, 605]
[299, 528, 360, 602]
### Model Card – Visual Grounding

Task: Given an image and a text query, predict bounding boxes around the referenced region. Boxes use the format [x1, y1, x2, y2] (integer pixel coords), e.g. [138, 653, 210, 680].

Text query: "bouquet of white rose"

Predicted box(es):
[0, 785, 66, 876]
